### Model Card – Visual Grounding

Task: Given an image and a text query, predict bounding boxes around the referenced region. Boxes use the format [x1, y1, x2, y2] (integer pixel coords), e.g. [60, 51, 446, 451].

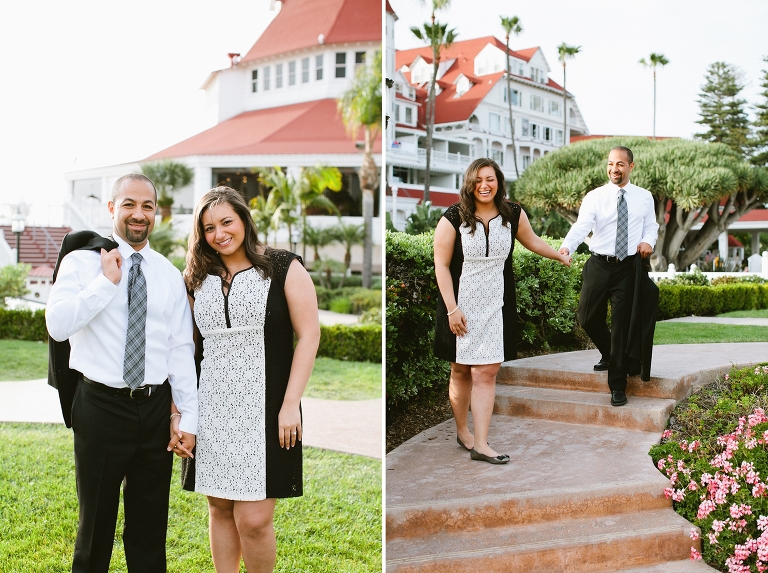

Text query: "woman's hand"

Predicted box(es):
[557, 251, 572, 267]
[448, 307, 468, 337]
[278, 402, 302, 450]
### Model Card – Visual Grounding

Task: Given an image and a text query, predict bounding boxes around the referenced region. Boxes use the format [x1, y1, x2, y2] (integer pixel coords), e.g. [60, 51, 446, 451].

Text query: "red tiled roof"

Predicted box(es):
[29, 265, 54, 277]
[1, 226, 71, 268]
[241, 0, 381, 63]
[396, 37, 559, 125]
[144, 99, 382, 160]
[386, 0, 396, 16]
[571, 134, 677, 143]
[728, 234, 744, 247]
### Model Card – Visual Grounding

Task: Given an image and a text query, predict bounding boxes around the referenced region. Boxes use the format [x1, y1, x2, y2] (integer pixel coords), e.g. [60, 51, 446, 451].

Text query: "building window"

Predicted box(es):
[355, 51, 366, 73]
[530, 95, 543, 112]
[544, 127, 552, 141]
[276, 63, 283, 88]
[489, 112, 501, 133]
[405, 106, 413, 124]
[393, 166, 410, 184]
[522, 155, 531, 169]
[289, 61, 296, 86]
[335, 52, 346, 78]
[251, 69, 258, 92]
[491, 149, 504, 166]
[548, 100, 561, 117]
[503, 87, 520, 106]
[521, 118, 529, 137]
[531, 124, 539, 139]
[556, 129, 564, 145]
[316, 54, 324, 80]
[394, 104, 400, 122]
[263, 66, 271, 90]
[302, 57, 310, 83]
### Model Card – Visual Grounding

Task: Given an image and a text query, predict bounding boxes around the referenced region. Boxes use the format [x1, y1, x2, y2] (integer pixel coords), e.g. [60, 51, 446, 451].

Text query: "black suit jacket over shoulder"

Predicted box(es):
[626, 255, 659, 381]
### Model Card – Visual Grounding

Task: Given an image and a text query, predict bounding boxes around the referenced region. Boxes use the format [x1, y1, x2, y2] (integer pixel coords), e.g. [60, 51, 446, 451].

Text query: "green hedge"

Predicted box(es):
[315, 286, 381, 313]
[385, 230, 584, 409]
[317, 324, 381, 363]
[658, 283, 768, 319]
[0, 309, 47, 341]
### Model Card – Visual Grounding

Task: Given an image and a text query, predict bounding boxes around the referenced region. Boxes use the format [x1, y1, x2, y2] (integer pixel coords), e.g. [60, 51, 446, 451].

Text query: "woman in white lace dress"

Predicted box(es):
[433, 158, 571, 464]
[181, 186, 319, 572]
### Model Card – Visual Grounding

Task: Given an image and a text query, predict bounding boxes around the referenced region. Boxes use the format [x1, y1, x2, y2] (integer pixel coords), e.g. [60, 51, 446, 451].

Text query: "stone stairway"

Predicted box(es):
[386, 343, 768, 572]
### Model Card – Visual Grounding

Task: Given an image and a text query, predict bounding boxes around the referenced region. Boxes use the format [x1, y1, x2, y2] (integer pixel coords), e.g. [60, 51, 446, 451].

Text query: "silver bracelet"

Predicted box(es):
[170, 412, 182, 421]
[447, 306, 460, 316]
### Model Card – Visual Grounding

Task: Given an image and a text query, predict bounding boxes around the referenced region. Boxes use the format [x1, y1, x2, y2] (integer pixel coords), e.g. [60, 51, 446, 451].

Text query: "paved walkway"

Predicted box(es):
[660, 316, 768, 326]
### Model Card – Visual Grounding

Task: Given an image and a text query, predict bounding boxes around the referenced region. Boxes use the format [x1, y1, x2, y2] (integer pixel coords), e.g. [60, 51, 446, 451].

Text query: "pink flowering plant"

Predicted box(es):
[650, 364, 768, 572]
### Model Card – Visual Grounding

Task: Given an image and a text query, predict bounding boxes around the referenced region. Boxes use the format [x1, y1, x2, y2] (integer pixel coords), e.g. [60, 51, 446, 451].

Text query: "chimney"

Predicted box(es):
[228, 53, 241, 67]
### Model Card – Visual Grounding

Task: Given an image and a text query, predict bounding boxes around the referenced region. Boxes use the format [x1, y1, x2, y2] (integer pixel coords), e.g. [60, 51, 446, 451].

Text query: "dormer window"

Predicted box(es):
[276, 63, 283, 88]
[335, 53, 346, 78]
[289, 61, 296, 86]
[316, 55, 324, 80]
[251, 70, 258, 93]
[454, 74, 471, 97]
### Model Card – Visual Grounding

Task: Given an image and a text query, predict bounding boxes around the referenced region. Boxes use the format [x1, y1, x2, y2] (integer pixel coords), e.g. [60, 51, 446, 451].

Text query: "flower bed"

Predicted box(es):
[650, 363, 768, 572]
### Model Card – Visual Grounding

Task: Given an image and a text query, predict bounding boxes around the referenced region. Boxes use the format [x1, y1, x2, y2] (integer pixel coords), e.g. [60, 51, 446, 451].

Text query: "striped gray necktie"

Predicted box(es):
[123, 252, 147, 389]
[615, 188, 628, 260]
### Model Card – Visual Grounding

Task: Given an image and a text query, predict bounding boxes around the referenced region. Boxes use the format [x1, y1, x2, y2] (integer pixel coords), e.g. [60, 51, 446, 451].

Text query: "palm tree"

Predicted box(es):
[500, 15, 523, 179]
[556, 43, 581, 146]
[258, 167, 301, 246]
[411, 21, 457, 204]
[639, 53, 670, 139]
[302, 223, 337, 268]
[296, 165, 341, 260]
[249, 194, 277, 245]
[338, 50, 382, 289]
[331, 220, 366, 274]
[140, 160, 194, 220]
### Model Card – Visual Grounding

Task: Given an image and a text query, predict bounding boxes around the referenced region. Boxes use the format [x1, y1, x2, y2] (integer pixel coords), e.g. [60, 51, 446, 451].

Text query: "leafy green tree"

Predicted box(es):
[639, 53, 670, 140]
[314, 256, 347, 289]
[557, 43, 581, 146]
[148, 220, 184, 258]
[500, 15, 523, 178]
[0, 263, 30, 307]
[140, 160, 194, 220]
[515, 137, 768, 270]
[405, 201, 442, 235]
[752, 56, 768, 167]
[258, 167, 301, 245]
[302, 223, 337, 267]
[249, 194, 277, 245]
[331, 221, 366, 273]
[338, 50, 381, 288]
[695, 62, 751, 157]
[411, 22, 457, 203]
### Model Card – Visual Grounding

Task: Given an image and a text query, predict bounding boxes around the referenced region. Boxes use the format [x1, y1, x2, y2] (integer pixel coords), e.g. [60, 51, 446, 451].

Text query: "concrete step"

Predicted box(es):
[599, 559, 720, 572]
[494, 385, 677, 432]
[386, 418, 668, 539]
[386, 508, 698, 573]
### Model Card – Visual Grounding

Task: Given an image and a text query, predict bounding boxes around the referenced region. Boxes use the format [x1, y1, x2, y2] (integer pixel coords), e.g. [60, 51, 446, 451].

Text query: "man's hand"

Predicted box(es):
[168, 423, 195, 458]
[637, 242, 653, 259]
[101, 248, 122, 285]
[559, 247, 570, 257]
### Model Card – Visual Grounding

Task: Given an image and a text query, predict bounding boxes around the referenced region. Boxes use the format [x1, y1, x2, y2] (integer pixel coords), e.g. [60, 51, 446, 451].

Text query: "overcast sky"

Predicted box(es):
[0, 0, 279, 222]
[390, 0, 767, 140]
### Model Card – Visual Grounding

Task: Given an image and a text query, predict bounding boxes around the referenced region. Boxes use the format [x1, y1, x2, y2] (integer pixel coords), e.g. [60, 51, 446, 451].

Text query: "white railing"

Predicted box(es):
[648, 254, 768, 282]
[416, 148, 471, 167]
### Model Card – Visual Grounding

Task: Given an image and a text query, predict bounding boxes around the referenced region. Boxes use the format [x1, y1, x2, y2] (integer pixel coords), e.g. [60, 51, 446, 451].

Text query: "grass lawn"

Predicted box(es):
[0, 340, 48, 381]
[717, 308, 768, 318]
[0, 423, 381, 573]
[654, 322, 768, 345]
[305, 357, 381, 401]
[0, 341, 382, 401]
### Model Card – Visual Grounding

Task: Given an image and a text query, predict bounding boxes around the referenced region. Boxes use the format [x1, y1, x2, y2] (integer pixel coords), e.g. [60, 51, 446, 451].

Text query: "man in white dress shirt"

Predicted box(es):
[558, 146, 658, 407]
[46, 174, 198, 573]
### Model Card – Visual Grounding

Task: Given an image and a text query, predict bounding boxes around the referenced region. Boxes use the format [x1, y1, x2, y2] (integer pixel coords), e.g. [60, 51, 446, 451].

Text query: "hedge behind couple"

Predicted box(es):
[433, 147, 658, 465]
[47, 174, 319, 573]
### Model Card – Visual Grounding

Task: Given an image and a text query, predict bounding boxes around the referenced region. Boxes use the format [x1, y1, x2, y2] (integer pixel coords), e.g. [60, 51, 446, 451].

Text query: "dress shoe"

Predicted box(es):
[611, 390, 628, 407]
[594, 357, 610, 371]
[470, 448, 510, 464]
[457, 435, 471, 451]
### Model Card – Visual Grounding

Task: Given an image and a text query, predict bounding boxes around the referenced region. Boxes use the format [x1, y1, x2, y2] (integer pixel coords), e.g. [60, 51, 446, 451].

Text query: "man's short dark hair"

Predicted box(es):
[610, 146, 633, 164]
[111, 174, 158, 203]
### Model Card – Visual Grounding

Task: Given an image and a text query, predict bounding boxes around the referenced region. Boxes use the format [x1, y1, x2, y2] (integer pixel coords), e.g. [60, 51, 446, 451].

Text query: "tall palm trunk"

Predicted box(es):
[359, 125, 378, 288]
[562, 62, 568, 145]
[505, 37, 519, 179]
[653, 68, 657, 140]
[423, 59, 438, 203]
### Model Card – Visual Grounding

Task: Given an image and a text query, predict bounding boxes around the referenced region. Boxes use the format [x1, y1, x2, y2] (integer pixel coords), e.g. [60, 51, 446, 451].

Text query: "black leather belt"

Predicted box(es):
[82, 375, 160, 399]
[591, 252, 636, 264]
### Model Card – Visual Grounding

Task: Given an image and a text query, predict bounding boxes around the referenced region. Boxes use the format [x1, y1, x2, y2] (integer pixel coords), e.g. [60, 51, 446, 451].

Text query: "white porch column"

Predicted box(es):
[718, 231, 728, 265]
[193, 166, 213, 206]
[763, 251, 768, 278]
[752, 232, 760, 256]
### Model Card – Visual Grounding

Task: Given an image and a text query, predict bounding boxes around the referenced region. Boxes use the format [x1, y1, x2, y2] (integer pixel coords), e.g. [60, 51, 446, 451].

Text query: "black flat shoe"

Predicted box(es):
[594, 358, 610, 371]
[611, 390, 628, 407]
[457, 436, 471, 451]
[470, 448, 509, 464]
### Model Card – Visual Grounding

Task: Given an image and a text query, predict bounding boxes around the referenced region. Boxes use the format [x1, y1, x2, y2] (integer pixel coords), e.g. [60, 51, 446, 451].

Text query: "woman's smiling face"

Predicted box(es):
[202, 202, 245, 256]
[473, 165, 498, 206]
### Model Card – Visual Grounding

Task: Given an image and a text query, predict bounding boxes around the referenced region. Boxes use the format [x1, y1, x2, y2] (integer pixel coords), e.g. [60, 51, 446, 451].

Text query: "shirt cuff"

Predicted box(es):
[92, 272, 120, 299]
[178, 413, 198, 435]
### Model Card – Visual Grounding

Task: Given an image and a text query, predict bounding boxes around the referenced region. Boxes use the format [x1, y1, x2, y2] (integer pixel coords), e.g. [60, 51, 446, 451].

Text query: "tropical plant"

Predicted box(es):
[249, 194, 277, 245]
[752, 56, 768, 168]
[411, 22, 457, 203]
[296, 164, 342, 260]
[148, 220, 184, 258]
[695, 62, 751, 158]
[331, 221, 366, 273]
[514, 136, 768, 270]
[404, 201, 442, 235]
[639, 53, 670, 140]
[258, 167, 302, 246]
[140, 160, 194, 220]
[302, 223, 337, 267]
[500, 15, 523, 179]
[314, 256, 347, 289]
[338, 50, 382, 288]
[557, 43, 581, 146]
[0, 263, 30, 308]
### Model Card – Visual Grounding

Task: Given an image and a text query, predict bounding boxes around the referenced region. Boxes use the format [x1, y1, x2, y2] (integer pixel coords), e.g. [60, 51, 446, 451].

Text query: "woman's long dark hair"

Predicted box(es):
[184, 186, 272, 292]
[457, 158, 515, 234]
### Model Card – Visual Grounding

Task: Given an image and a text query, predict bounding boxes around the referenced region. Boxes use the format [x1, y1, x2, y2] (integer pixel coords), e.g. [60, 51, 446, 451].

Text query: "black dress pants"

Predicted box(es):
[577, 255, 636, 392]
[71, 379, 173, 573]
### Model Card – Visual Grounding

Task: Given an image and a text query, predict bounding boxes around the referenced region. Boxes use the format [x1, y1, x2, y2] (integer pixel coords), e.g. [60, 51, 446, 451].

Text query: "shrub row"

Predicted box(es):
[0, 308, 381, 364]
[315, 287, 381, 314]
[657, 283, 768, 319]
[309, 273, 382, 290]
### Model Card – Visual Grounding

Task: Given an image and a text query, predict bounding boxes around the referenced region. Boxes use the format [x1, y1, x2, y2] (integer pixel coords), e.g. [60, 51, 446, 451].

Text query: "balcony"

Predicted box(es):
[388, 143, 471, 171]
